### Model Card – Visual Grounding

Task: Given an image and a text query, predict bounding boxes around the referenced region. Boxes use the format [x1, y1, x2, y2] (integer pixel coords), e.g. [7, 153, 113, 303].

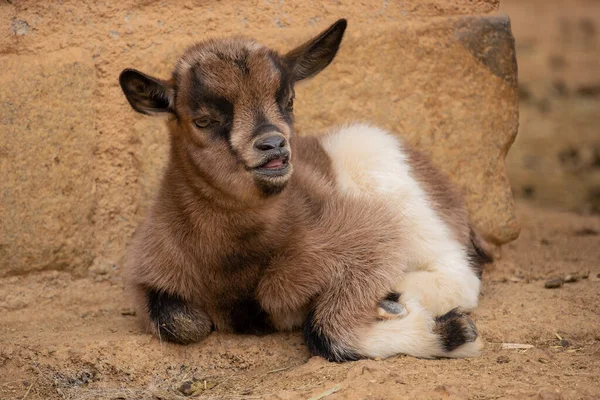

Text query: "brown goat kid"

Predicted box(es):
[119, 19, 492, 362]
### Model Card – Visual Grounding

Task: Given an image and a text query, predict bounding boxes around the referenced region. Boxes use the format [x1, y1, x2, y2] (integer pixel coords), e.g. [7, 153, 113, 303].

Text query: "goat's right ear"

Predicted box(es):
[284, 18, 347, 82]
[119, 69, 174, 115]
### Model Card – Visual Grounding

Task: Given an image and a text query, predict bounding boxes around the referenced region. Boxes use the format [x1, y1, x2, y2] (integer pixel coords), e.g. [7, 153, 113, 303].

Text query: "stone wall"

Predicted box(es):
[0, 0, 518, 277]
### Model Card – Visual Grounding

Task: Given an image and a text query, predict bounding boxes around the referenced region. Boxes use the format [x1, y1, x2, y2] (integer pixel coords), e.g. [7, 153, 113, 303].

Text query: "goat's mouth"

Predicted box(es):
[252, 153, 291, 177]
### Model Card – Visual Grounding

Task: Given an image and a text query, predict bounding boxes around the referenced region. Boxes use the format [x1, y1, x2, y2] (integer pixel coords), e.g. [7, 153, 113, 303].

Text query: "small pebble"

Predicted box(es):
[581, 271, 590, 279]
[120, 308, 136, 316]
[564, 274, 579, 283]
[574, 228, 598, 236]
[538, 358, 549, 364]
[560, 339, 570, 347]
[497, 355, 510, 364]
[179, 381, 194, 396]
[545, 278, 563, 289]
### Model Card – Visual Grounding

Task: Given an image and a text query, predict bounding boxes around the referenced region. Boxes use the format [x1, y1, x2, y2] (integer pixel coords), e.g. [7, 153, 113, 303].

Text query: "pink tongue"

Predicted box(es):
[263, 158, 284, 169]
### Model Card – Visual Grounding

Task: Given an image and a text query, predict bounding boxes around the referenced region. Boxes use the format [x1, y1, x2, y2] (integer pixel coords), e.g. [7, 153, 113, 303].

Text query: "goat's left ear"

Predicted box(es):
[285, 19, 347, 82]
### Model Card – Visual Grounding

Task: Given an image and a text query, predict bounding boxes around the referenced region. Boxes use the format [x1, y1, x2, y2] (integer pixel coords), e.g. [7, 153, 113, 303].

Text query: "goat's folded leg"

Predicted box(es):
[257, 253, 327, 331]
[135, 285, 213, 344]
[303, 276, 482, 362]
[394, 260, 481, 318]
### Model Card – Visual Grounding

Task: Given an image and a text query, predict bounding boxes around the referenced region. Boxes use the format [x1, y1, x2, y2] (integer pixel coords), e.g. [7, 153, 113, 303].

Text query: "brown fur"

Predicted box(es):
[120, 19, 490, 360]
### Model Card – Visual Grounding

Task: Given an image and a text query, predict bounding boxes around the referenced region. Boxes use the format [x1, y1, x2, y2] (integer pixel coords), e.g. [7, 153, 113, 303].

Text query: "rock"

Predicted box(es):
[563, 271, 590, 282]
[434, 384, 464, 397]
[120, 308, 137, 316]
[178, 381, 195, 396]
[545, 278, 564, 289]
[0, 48, 96, 277]
[534, 388, 564, 400]
[497, 355, 510, 363]
[89, 257, 115, 276]
[574, 228, 598, 236]
[581, 271, 590, 279]
[10, 20, 29, 36]
[178, 380, 217, 396]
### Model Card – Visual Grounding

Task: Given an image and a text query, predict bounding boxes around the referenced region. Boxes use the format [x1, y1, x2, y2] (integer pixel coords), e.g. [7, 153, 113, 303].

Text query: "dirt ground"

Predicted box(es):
[0, 201, 598, 400]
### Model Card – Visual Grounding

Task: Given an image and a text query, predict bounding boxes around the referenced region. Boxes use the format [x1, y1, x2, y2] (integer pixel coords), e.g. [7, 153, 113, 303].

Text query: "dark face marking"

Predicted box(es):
[255, 178, 287, 197]
[184, 71, 239, 148]
[252, 123, 282, 139]
[271, 54, 295, 124]
[188, 72, 235, 118]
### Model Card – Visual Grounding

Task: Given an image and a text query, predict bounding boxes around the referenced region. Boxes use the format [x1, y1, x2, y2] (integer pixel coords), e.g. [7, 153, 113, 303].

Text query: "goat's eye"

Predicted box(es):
[286, 97, 294, 111]
[194, 118, 214, 129]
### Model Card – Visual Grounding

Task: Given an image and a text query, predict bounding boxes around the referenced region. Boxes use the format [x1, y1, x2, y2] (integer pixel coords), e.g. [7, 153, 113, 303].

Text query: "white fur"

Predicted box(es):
[321, 123, 482, 358]
[357, 298, 482, 359]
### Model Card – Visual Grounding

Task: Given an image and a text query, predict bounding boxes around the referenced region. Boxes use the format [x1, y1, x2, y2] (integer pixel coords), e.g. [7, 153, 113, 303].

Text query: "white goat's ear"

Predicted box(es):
[285, 19, 347, 82]
[119, 69, 175, 115]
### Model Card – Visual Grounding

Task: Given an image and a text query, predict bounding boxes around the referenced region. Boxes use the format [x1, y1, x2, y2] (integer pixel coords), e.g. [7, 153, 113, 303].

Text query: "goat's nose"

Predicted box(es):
[254, 135, 287, 151]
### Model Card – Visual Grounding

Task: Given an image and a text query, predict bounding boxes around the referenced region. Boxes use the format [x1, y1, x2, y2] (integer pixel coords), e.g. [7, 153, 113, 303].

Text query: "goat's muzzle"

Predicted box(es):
[252, 148, 291, 178]
[251, 133, 292, 179]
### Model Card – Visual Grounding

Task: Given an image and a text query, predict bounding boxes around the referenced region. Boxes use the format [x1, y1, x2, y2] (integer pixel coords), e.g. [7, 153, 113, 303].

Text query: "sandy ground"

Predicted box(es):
[1, 202, 599, 400]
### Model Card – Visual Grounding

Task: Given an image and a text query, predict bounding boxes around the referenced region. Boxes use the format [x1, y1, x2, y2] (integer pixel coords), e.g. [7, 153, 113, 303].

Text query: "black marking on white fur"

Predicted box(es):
[434, 308, 478, 352]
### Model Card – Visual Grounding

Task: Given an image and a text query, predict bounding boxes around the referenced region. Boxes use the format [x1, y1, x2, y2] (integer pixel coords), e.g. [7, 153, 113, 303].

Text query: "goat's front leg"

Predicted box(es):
[257, 252, 331, 331]
[140, 285, 213, 344]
